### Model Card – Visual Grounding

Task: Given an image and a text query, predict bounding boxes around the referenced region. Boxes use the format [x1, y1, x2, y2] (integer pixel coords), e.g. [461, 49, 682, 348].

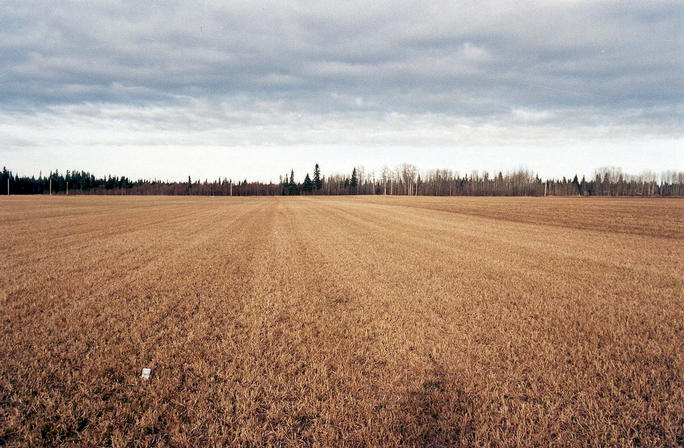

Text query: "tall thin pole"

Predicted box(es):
[49, 178, 52, 195]
[66, 181, 69, 196]
[6, 178, 9, 196]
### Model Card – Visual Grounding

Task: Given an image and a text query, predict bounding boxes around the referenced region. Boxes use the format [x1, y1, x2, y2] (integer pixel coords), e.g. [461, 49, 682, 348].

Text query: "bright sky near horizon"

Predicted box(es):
[1, 1, 682, 182]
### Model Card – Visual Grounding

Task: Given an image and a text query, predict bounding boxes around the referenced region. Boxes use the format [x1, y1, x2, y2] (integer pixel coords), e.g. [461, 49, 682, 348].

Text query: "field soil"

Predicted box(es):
[1, 196, 682, 447]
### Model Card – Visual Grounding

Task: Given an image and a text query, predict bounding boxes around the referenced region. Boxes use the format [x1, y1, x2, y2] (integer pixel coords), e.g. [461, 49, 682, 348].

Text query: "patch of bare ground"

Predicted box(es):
[1, 196, 682, 446]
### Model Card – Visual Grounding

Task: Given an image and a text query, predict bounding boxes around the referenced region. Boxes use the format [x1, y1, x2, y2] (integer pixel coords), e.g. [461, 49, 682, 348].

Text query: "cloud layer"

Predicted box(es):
[1, 0, 682, 178]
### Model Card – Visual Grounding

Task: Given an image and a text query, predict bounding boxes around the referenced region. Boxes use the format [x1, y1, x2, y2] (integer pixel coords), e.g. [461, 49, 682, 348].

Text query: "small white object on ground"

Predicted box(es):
[141, 368, 152, 380]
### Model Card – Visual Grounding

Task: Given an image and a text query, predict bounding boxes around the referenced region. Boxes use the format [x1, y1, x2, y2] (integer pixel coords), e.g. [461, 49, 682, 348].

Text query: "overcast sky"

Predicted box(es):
[1, 0, 682, 181]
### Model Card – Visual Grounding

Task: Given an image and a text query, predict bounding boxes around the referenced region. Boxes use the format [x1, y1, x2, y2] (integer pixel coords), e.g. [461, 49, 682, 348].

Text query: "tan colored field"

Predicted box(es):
[1, 196, 683, 447]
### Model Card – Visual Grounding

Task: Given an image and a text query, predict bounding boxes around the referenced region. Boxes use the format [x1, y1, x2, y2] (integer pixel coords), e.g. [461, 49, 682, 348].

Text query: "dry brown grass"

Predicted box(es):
[1, 196, 682, 447]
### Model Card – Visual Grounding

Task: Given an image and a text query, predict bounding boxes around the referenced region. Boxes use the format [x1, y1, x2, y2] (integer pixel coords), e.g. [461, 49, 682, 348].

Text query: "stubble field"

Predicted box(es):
[1, 196, 682, 447]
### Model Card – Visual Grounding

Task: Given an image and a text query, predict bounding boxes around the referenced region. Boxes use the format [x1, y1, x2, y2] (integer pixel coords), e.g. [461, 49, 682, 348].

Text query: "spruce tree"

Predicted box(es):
[288, 169, 298, 195]
[303, 173, 313, 193]
[313, 163, 322, 191]
[350, 167, 358, 193]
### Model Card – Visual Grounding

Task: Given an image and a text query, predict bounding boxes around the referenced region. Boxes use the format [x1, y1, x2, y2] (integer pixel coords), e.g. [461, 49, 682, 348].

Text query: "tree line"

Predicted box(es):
[2, 165, 683, 197]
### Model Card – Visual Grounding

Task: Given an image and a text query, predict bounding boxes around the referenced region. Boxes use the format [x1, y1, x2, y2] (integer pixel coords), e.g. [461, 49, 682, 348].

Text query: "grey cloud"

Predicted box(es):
[0, 0, 682, 134]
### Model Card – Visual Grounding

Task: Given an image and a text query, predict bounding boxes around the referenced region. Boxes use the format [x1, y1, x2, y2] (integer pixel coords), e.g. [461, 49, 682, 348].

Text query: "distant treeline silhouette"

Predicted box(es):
[2, 165, 683, 197]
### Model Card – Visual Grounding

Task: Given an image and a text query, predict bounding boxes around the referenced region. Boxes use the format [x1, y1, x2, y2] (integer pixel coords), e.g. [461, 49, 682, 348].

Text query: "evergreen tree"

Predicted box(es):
[288, 169, 298, 195]
[350, 167, 358, 193]
[572, 175, 581, 194]
[313, 163, 322, 191]
[303, 173, 313, 193]
[1, 167, 8, 195]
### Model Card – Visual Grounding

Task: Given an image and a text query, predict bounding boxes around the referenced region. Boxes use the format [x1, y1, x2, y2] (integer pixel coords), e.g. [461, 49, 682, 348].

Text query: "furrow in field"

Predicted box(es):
[1, 200, 273, 445]
[292, 198, 684, 446]
[1, 196, 682, 447]
[353, 196, 684, 239]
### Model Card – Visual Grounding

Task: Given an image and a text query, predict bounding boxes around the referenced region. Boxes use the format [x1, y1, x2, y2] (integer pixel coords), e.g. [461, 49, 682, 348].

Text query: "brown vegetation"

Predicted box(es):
[1, 196, 682, 447]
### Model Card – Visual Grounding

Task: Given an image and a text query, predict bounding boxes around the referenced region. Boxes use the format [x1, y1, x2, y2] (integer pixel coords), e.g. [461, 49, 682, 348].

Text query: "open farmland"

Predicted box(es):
[1, 196, 683, 447]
